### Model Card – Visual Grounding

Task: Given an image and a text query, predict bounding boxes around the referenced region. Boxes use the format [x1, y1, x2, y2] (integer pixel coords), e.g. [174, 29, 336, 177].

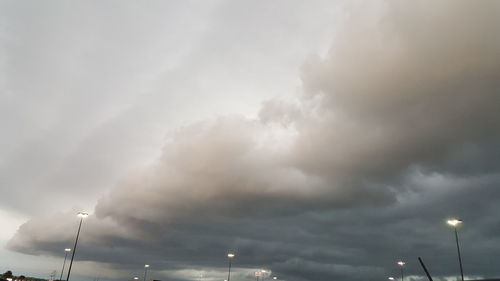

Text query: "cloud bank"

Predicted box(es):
[7, 1, 500, 281]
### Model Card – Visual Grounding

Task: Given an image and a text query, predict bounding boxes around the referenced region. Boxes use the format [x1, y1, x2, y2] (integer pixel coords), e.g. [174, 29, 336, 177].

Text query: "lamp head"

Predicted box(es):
[227, 253, 235, 258]
[77, 212, 89, 218]
[388, 277, 396, 281]
[64, 248, 71, 252]
[447, 218, 463, 227]
[397, 261, 405, 266]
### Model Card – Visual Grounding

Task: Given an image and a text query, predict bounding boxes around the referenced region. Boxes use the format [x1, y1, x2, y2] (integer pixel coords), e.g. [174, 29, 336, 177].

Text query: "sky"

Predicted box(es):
[1, 1, 500, 281]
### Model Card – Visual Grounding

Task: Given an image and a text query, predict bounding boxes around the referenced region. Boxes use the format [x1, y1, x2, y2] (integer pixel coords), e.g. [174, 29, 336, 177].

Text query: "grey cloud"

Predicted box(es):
[289, 1, 500, 187]
[0, 0, 222, 215]
[6, 1, 500, 281]
[0, 0, 341, 218]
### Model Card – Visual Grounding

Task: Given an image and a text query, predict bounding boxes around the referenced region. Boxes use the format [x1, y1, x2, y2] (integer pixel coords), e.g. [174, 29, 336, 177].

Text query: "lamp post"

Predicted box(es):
[143, 264, 150, 281]
[397, 261, 405, 281]
[447, 218, 464, 281]
[66, 212, 89, 281]
[227, 253, 235, 281]
[59, 248, 71, 280]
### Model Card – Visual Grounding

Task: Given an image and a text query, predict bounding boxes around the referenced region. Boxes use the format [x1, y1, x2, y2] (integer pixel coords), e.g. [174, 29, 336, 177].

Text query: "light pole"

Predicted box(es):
[59, 248, 71, 280]
[227, 253, 235, 281]
[447, 218, 464, 281]
[66, 212, 89, 281]
[397, 261, 405, 281]
[143, 264, 150, 281]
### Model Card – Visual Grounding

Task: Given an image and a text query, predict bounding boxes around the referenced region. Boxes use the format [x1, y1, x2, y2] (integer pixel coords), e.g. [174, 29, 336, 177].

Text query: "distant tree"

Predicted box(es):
[19, 276, 26, 280]
[2, 271, 13, 278]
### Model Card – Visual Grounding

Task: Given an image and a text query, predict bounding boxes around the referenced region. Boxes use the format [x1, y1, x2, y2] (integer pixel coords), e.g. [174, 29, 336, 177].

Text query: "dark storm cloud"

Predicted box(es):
[7, 1, 500, 281]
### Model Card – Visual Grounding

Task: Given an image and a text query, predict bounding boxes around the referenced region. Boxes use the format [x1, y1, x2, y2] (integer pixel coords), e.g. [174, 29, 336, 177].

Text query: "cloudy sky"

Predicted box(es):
[1, 1, 500, 281]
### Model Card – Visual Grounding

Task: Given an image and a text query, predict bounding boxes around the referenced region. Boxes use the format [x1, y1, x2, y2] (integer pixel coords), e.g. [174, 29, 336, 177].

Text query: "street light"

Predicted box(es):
[447, 218, 464, 281]
[66, 212, 89, 281]
[143, 264, 150, 281]
[388, 277, 396, 281]
[227, 253, 235, 281]
[59, 248, 71, 280]
[273, 277, 277, 280]
[397, 261, 405, 281]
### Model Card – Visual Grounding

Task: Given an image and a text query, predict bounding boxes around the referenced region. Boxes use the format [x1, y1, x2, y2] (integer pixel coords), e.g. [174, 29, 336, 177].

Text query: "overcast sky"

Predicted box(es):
[1, 1, 500, 281]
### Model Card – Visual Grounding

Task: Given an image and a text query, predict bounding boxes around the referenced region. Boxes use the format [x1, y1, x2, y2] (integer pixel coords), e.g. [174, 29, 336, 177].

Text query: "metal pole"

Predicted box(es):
[401, 266, 404, 281]
[59, 251, 69, 280]
[227, 258, 232, 281]
[66, 218, 83, 281]
[454, 227, 464, 281]
[418, 257, 434, 281]
[143, 267, 148, 281]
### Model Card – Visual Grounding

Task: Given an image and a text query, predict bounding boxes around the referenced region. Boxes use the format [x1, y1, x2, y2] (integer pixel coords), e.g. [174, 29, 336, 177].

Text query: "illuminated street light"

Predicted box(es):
[134, 278, 139, 280]
[143, 264, 150, 281]
[273, 277, 277, 280]
[66, 212, 89, 281]
[58, 248, 71, 280]
[447, 218, 464, 281]
[227, 253, 235, 281]
[388, 277, 396, 281]
[77, 212, 89, 218]
[447, 219, 462, 227]
[397, 261, 405, 281]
